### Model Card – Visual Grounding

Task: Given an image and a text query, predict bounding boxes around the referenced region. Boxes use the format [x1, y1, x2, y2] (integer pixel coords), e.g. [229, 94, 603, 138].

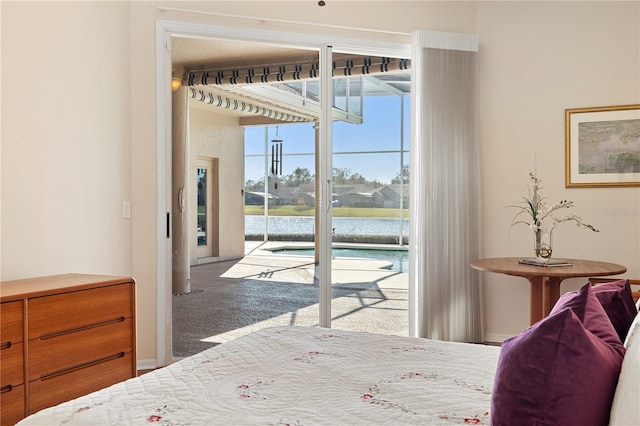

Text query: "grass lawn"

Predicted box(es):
[245, 205, 408, 218]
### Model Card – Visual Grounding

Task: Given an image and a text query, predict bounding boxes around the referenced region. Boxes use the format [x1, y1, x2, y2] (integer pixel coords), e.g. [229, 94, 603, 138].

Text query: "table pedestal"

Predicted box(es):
[528, 276, 562, 325]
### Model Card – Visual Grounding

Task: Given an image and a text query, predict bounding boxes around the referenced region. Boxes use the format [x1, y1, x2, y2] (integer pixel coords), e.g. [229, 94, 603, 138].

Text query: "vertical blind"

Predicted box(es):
[410, 31, 482, 342]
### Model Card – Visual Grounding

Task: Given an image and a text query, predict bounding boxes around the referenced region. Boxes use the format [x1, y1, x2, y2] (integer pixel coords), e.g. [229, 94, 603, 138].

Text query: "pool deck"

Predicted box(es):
[172, 241, 409, 357]
[233, 240, 409, 291]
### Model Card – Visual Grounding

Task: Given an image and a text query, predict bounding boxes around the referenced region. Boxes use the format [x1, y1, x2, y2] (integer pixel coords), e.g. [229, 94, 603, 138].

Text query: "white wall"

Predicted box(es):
[1, 1, 132, 277]
[2, 1, 638, 363]
[477, 1, 640, 339]
[188, 104, 245, 264]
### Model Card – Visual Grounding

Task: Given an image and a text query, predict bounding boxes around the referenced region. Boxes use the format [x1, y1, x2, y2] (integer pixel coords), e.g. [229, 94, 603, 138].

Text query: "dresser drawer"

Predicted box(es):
[1, 300, 24, 344]
[1, 274, 136, 424]
[28, 318, 133, 381]
[28, 352, 133, 414]
[28, 283, 133, 339]
[1, 342, 24, 387]
[1, 383, 25, 426]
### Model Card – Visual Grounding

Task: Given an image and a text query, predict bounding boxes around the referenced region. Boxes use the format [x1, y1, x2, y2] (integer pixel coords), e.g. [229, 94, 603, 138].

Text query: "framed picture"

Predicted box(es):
[565, 104, 640, 188]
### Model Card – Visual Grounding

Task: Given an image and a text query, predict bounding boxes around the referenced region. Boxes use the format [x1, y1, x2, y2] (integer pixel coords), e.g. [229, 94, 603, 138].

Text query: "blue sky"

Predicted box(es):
[244, 95, 410, 184]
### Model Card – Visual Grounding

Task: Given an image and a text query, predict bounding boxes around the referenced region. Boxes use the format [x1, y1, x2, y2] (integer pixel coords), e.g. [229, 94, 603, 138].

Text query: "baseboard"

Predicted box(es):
[137, 358, 157, 371]
[484, 333, 512, 345]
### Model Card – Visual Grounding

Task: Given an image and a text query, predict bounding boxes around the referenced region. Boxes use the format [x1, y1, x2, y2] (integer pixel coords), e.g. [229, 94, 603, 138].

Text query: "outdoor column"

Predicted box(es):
[172, 84, 191, 294]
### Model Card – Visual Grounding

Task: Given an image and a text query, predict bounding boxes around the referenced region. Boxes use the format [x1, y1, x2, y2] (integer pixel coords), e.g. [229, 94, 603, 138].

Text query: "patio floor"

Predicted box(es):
[172, 241, 409, 357]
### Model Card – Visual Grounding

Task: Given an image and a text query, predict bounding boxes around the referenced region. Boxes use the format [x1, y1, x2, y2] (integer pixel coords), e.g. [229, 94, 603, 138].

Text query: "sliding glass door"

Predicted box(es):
[242, 64, 412, 337]
[158, 18, 414, 364]
[329, 87, 410, 336]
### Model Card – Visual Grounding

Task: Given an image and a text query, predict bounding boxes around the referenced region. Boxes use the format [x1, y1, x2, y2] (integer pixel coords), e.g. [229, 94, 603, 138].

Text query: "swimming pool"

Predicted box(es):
[272, 247, 409, 272]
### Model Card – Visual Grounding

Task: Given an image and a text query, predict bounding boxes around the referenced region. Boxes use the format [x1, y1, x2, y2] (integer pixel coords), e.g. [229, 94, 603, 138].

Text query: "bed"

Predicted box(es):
[17, 326, 500, 425]
[17, 279, 640, 425]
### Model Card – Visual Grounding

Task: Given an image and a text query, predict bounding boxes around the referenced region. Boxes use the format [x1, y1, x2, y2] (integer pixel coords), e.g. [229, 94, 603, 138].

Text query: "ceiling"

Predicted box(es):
[172, 37, 318, 71]
[171, 36, 411, 124]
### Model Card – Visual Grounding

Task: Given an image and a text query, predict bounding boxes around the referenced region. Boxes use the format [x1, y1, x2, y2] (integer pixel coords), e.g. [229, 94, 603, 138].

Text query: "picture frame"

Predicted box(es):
[565, 104, 640, 188]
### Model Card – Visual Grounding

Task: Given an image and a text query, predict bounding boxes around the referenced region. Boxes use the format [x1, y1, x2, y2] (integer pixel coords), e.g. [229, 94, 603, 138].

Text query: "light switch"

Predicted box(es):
[122, 201, 131, 218]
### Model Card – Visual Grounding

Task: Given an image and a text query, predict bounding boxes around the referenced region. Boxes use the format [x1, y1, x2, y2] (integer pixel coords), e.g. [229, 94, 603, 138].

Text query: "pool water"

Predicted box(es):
[274, 247, 409, 272]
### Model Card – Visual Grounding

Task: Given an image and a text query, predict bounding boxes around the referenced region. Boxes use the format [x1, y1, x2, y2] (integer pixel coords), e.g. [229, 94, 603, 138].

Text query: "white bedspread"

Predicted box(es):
[18, 326, 500, 425]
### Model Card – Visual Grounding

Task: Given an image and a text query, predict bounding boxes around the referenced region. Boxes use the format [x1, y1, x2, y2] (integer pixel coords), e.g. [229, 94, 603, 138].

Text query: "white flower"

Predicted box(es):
[509, 172, 599, 237]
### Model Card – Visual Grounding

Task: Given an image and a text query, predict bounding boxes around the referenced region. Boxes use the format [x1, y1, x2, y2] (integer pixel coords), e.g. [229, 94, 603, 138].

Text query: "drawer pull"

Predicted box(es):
[38, 317, 125, 340]
[0, 384, 13, 394]
[39, 352, 126, 381]
[0, 341, 12, 350]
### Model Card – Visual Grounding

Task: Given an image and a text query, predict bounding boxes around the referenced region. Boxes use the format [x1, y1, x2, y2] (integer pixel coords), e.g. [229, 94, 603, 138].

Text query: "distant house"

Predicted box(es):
[278, 186, 310, 206]
[253, 183, 409, 209]
[332, 184, 408, 208]
[244, 191, 274, 205]
[333, 184, 377, 208]
[378, 184, 410, 209]
[272, 182, 315, 206]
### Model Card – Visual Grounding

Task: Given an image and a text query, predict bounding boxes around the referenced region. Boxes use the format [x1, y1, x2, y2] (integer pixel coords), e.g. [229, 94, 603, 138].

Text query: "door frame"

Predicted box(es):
[156, 18, 411, 365]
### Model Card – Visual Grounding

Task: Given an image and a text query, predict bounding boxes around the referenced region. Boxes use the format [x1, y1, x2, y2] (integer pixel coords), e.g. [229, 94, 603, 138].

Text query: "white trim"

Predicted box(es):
[156, 22, 170, 367]
[137, 358, 159, 371]
[157, 7, 411, 38]
[155, 19, 411, 365]
[319, 46, 333, 328]
[484, 333, 513, 344]
[408, 38, 421, 338]
[157, 20, 411, 59]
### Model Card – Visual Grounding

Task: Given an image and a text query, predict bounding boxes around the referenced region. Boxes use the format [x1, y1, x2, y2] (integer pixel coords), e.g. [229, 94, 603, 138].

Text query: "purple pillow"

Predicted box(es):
[550, 283, 626, 353]
[491, 284, 625, 426]
[590, 279, 638, 343]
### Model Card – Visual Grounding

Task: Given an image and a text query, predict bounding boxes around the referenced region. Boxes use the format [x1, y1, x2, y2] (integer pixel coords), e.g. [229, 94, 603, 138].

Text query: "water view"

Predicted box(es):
[245, 216, 408, 236]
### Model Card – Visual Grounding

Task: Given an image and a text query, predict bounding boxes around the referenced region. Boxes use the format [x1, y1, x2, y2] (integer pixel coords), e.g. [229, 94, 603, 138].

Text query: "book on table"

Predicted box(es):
[519, 258, 573, 267]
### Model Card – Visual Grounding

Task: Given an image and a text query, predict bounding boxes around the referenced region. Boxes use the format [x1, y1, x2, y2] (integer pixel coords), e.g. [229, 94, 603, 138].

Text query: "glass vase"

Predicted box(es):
[534, 230, 552, 262]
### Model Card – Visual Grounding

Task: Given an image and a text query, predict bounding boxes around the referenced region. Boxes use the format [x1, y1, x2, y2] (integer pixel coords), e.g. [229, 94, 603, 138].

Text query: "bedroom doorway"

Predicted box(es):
[170, 39, 327, 358]
[159, 18, 412, 365]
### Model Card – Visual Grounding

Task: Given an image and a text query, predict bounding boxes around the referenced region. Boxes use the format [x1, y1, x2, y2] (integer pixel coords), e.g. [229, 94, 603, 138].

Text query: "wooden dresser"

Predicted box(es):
[0, 274, 136, 425]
